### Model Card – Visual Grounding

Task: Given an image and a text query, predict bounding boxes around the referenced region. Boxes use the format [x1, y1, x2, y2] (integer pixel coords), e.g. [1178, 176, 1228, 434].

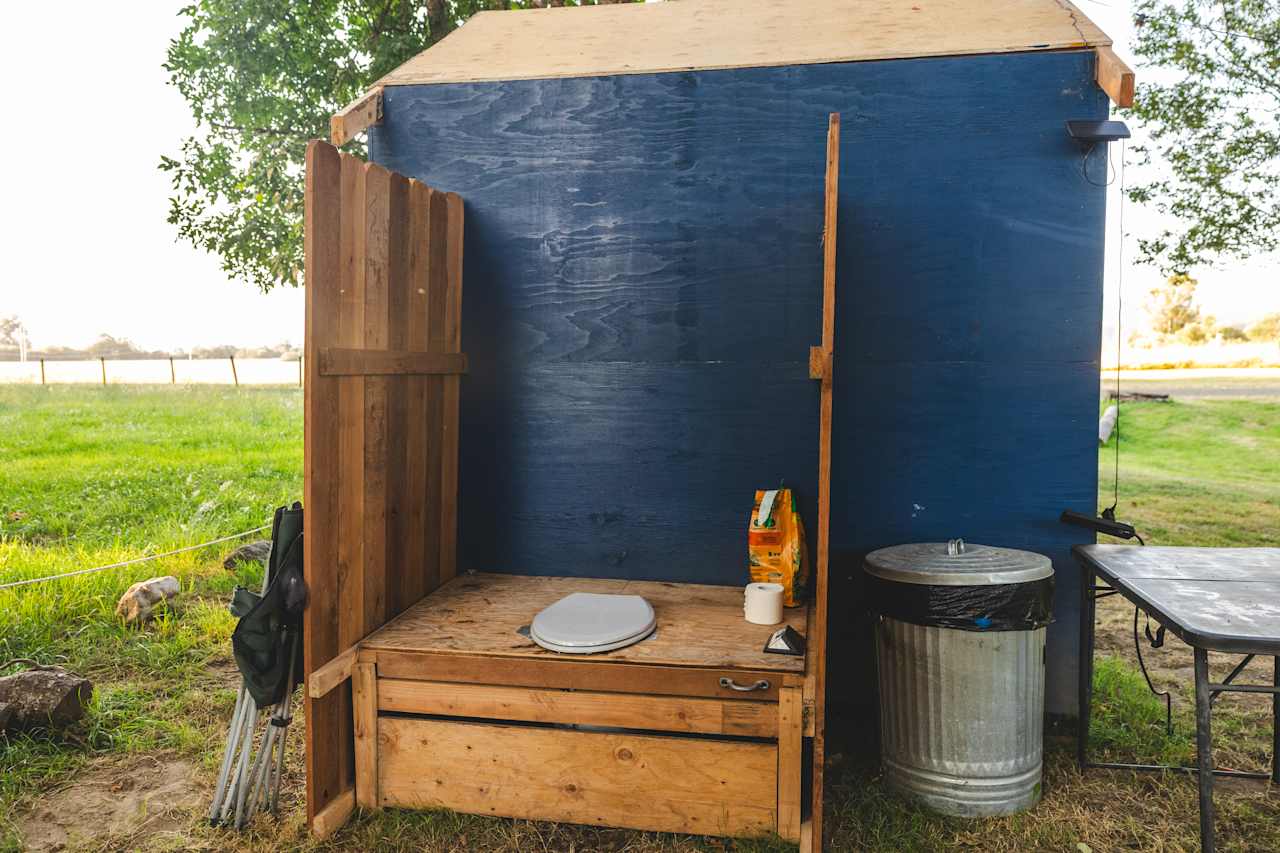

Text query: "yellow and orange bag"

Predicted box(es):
[747, 488, 808, 607]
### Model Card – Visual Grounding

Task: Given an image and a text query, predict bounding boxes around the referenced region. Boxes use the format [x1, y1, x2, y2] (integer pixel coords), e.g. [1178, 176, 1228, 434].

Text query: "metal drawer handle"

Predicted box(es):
[719, 677, 770, 692]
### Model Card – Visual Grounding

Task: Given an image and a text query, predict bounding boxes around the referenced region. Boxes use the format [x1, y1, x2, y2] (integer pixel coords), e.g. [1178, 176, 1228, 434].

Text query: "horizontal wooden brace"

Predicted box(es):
[308, 644, 358, 698]
[310, 786, 355, 838]
[319, 348, 469, 376]
[1095, 46, 1134, 108]
[808, 346, 831, 380]
[331, 87, 383, 146]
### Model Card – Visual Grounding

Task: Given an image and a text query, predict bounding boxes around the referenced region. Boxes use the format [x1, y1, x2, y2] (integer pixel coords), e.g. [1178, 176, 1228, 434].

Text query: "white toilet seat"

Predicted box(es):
[530, 593, 657, 654]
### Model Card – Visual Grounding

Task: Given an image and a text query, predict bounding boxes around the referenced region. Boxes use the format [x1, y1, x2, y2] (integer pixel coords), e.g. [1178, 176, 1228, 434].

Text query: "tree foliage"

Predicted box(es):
[1145, 272, 1201, 335]
[163, 1, 636, 293]
[1128, 0, 1280, 274]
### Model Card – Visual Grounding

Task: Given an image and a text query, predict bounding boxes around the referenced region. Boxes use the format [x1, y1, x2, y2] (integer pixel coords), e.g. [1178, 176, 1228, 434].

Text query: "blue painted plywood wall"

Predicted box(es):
[369, 50, 1109, 716]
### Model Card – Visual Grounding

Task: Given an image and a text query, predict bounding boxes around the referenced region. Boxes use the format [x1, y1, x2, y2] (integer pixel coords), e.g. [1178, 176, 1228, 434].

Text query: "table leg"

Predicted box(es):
[1273, 656, 1279, 784]
[1078, 562, 1096, 769]
[1194, 648, 1215, 853]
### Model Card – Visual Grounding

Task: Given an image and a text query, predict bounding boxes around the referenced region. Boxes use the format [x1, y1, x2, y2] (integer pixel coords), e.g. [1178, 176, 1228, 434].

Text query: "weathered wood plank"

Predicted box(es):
[307, 644, 357, 699]
[384, 171, 411, 620]
[303, 139, 345, 826]
[777, 686, 803, 842]
[331, 87, 383, 146]
[353, 662, 379, 809]
[373, 649, 795, 701]
[318, 349, 468, 376]
[378, 717, 778, 837]
[438, 192, 464, 582]
[336, 154, 367, 649]
[363, 163, 392, 630]
[806, 111, 840, 853]
[1095, 45, 1134, 108]
[402, 180, 433, 607]
[377, 679, 778, 737]
[311, 786, 355, 840]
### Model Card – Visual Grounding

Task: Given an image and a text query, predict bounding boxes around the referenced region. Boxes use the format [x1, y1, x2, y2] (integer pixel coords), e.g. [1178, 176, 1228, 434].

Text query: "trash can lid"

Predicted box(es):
[864, 540, 1052, 586]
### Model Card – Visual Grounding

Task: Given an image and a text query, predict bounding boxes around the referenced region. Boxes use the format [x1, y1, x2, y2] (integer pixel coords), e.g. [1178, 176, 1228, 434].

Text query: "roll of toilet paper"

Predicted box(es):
[744, 582, 785, 625]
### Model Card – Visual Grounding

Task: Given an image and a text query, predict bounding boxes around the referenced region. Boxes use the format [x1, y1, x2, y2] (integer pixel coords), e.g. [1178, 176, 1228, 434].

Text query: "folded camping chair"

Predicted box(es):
[209, 502, 306, 828]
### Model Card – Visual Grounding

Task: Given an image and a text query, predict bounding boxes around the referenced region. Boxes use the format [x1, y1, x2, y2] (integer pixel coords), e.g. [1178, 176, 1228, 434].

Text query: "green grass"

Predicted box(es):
[0, 386, 1277, 851]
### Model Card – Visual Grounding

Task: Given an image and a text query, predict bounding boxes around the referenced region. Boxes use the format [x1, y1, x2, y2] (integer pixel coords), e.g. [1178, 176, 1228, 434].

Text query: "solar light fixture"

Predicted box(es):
[1065, 120, 1131, 144]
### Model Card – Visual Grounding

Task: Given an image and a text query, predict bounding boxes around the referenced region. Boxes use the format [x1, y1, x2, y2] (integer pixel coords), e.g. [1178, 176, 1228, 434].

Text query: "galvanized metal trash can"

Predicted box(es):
[865, 540, 1054, 817]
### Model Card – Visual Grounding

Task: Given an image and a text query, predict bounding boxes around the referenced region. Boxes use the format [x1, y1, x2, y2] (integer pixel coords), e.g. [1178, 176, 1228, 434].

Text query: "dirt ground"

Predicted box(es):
[17, 756, 205, 853]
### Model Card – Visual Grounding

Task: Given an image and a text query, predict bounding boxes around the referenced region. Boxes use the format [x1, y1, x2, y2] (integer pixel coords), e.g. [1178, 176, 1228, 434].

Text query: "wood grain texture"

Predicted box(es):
[310, 787, 355, 840]
[778, 686, 804, 843]
[303, 141, 466, 831]
[353, 662, 379, 809]
[331, 87, 383, 146]
[377, 679, 778, 737]
[806, 112, 839, 853]
[378, 717, 778, 836]
[319, 348, 467, 375]
[303, 140, 345, 826]
[369, 50, 1110, 719]
[372, 0, 1110, 88]
[1095, 46, 1135, 108]
[361, 573, 805, 673]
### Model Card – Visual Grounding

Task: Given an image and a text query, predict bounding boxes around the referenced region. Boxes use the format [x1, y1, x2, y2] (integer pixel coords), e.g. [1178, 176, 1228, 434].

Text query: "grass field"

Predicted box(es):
[0, 386, 1277, 851]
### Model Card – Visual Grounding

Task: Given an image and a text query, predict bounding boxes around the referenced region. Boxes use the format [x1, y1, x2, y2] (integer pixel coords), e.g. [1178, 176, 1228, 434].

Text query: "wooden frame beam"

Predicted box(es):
[307, 643, 358, 699]
[1095, 46, 1135, 108]
[331, 87, 384, 146]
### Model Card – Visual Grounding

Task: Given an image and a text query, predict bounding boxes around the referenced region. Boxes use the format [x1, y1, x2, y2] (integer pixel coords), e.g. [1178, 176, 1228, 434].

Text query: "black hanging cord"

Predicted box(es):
[1133, 604, 1173, 736]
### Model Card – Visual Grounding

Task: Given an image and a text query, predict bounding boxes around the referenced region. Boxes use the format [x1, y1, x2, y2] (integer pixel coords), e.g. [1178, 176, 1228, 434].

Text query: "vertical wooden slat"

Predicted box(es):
[337, 154, 367, 649]
[423, 189, 449, 585]
[303, 139, 346, 825]
[438, 192, 465, 581]
[804, 111, 839, 853]
[384, 172, 411, 619]
[353, 661, 380, 809]
[363, 163, 392, 631]
[404, 181, 434, 604]
[778, 687, 803, 842]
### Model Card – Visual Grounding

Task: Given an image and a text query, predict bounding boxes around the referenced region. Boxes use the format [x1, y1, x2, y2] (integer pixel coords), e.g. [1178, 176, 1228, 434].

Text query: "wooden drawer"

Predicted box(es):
[377, 716, 779, 837]
[377, 679, 778, 737]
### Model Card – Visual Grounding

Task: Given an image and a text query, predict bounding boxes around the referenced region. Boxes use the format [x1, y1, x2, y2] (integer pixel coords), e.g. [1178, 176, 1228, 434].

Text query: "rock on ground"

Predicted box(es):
[116, 576, 180, 624]
[223, 539, 271, 569]
[0, 666, 93, 732]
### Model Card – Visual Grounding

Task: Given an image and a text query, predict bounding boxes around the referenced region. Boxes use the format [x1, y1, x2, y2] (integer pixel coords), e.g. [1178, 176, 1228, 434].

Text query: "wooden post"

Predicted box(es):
[100, 357, 107, 386]
[39, 358, 45, 385]
[169, 356, 176, 384]
[778, 686, 803, 842]
[801, 112, 839, 853]
[230, 355, 239, 387]
[353, 661, 380, 809]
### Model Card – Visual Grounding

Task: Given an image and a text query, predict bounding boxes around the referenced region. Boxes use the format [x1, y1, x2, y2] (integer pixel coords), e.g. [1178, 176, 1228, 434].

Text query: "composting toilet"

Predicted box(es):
[530, 593, 656, 654]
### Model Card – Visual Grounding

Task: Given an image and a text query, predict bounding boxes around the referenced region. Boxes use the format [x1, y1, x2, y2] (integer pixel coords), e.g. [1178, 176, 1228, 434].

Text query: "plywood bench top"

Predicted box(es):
[361, 573, 808, 673]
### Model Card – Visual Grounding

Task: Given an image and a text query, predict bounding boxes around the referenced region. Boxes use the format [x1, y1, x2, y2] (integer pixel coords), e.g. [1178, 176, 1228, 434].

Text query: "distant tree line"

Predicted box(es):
[1137, 275, 1280, 345]
[0, 321, 299, 362]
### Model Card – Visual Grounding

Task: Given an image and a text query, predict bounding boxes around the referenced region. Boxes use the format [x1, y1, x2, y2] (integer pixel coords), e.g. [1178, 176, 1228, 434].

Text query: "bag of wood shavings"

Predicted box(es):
[747, 488, 808, 607]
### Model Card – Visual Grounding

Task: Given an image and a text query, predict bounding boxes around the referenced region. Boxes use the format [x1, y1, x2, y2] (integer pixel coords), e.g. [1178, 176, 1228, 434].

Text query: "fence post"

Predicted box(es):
[39, 358, 45, 385]
[169, 356, 176, 384]
[298, 356, 303, 388]
[100, 357, 107, 386]
[229, 355, 239, 387]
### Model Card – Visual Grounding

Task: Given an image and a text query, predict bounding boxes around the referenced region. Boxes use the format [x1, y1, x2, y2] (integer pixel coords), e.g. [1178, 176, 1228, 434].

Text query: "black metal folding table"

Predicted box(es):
[1074, 545, 1280, 853]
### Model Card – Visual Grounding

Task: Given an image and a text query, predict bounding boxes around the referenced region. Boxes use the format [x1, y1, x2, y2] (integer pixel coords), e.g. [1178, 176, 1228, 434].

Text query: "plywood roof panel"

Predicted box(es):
[377, 0, 1110, 88]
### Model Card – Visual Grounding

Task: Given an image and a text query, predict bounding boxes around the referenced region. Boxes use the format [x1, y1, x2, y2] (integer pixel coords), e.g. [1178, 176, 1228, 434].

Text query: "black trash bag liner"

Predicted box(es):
[866, 574, 1054, 632]
[231, 503, 307, 707]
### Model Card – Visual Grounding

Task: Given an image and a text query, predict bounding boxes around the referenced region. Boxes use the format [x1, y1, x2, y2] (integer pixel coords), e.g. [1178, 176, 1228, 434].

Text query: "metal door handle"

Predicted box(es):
[719, 677, 770, 692]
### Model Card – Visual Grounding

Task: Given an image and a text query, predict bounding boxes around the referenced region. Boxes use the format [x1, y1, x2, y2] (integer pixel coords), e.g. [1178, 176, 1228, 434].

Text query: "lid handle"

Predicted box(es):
[947, 538, 966, 556]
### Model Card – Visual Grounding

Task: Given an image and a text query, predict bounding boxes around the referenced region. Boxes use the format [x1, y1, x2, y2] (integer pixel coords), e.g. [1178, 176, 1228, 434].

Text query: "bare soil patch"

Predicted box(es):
[17, 755, 203, 852]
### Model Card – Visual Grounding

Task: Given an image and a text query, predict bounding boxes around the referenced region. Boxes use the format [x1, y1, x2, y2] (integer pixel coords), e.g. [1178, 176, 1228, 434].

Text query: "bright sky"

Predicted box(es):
[0, 0, 1275, 351]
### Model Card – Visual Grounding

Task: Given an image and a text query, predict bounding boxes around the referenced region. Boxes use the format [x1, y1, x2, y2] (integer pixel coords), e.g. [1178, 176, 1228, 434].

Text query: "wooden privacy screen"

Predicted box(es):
[302, 140, 464, 827]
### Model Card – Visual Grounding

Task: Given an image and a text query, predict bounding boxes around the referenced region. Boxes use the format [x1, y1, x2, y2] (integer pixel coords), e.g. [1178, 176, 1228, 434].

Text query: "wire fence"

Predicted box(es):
[0, 356, 303, 387]
[0, 525, 272, 592]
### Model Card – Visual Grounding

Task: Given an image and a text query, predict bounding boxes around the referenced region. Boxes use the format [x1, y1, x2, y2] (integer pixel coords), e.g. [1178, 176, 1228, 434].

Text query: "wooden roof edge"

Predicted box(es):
[1095, 45, 1135, 108]
[331, 86, 383, 147]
